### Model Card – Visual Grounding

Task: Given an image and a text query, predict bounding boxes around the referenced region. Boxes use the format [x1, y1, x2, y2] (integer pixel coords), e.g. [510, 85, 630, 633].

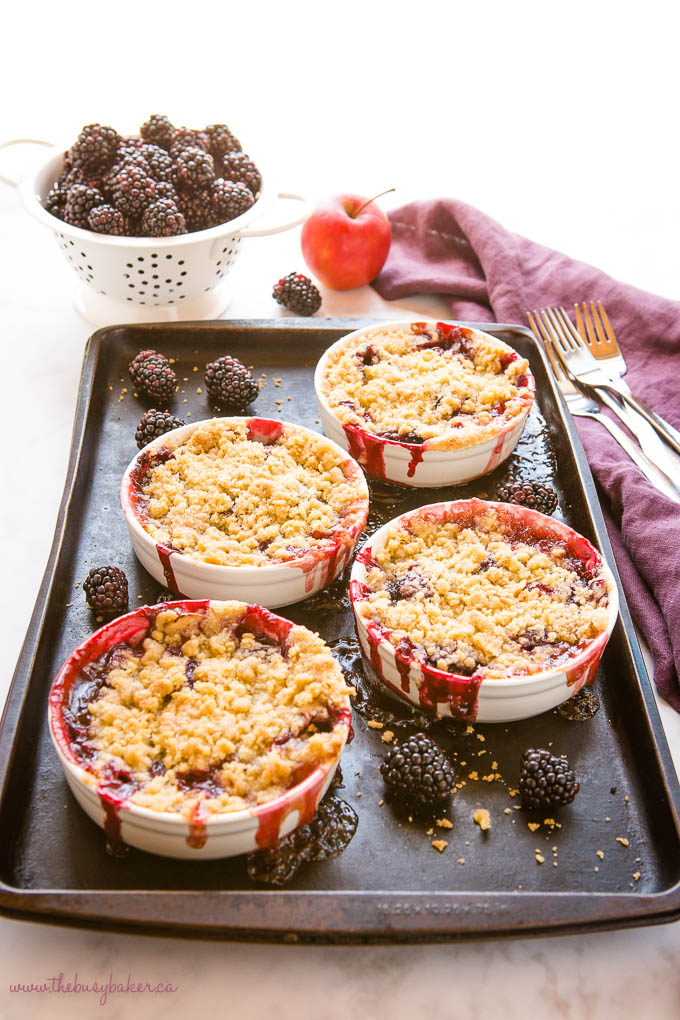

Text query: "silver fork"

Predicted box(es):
[574, 301, 627, 376]
[528, 313, 680, 503]
[541, 305, 680, 458]
[575, 300, 680, 450]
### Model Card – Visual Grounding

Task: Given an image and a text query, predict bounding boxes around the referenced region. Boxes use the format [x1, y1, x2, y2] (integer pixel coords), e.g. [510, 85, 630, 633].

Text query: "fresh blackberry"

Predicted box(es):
[57, 164, 85, 190]
[68, 124, 120, 171]
[380, 733, 456, 806]
[129, 349, 177, 403]
[63, 184, 105, 228]
[169, 127, 210, 157]
[140, 144, 175, 183]
[141, 199, 187, 237]
[154, 180, 179, 204]
[496, 480, 558, 515]
[221, 151, 262, 196]
[179, 189, 213, 231]
[140, 114, 175, 150]
[135, 408, 185, 448]
[83, 566, 129, 616]
[209, 178, 254, 224]
[205, 123, 241, 160]
[204, 355, 258, 410]
[110, 164, 156, 217]
[519, 749, 580, 810]
[273, 272, 322, 316]
[88, 204, 130, 235]
[45, 186, 67, 218]
[175, 147, 215, 190]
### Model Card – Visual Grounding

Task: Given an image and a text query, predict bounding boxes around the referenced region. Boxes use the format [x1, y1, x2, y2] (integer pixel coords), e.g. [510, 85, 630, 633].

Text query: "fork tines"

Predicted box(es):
[574, 301, 620, 358]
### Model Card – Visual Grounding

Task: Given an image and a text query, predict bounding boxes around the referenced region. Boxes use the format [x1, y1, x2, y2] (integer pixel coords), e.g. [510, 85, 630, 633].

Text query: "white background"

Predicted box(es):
[1, 1, 679, 1017]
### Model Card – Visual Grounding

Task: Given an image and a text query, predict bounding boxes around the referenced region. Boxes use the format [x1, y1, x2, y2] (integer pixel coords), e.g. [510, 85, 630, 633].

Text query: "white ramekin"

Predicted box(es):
[120, 417, 369, 609]
[0, 138, 306, 324]
[314, 320, 535, 488]
[48, 600, 352, 860]
[350, 499, 619, 723]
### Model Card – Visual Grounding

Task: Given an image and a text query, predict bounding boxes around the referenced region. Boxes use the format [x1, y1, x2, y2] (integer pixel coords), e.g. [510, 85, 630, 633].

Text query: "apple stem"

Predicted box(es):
[352, 188, 396, 218]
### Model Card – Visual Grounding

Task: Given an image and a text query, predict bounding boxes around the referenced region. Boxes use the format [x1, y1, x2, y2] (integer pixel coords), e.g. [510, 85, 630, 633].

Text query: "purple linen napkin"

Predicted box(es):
[373, 198, 680, 710]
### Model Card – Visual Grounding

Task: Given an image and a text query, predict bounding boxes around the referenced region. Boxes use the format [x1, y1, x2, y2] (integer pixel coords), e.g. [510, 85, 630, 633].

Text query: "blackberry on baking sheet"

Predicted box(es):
[68, 124, 120, 172]
[496, 480, 558, 515]
[221, 151, 262, 196]
[273, 272, 322, 316]
[129, 349, 177, 403]
[210, 179, 254, 224]
[141, 199, 187, 237]
[140, 114, 175, 150]
[135, 409, 185, 449]
[519, 748, 580, 810]
[83, 566, 129, 616]
[204, 355, 258, 410]
[380, 733, 456, 807]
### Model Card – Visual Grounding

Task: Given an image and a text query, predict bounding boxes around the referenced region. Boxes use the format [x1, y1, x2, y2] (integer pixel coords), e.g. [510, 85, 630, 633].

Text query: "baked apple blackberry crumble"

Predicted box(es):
[127, 418, 368, 567]
[320, 321, 534, 449]
[56, 602, 352, 820]
[353, 502, 611, 679]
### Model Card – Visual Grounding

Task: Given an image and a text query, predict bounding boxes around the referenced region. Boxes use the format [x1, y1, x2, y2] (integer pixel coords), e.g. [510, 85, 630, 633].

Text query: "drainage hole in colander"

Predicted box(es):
[137, 256, 144, 262]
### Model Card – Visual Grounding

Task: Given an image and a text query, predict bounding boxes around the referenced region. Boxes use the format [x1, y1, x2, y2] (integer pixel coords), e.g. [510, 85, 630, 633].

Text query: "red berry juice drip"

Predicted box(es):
[156, 543, 180, 593]
[254, 768, 326, 849]
[343, 423, 386, 481]
[186, 800, 209, 850]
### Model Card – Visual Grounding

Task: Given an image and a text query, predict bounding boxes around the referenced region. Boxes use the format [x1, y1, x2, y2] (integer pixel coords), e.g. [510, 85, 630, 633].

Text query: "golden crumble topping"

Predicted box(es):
[321, 322, 533, 449]
[70, 604, 351, 819]
[355, 505, 610, 678]
[130, 418, 368, 566]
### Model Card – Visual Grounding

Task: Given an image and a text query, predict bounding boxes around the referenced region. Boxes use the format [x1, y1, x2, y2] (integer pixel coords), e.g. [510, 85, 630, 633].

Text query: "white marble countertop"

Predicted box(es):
[2, 6, 680, 1014]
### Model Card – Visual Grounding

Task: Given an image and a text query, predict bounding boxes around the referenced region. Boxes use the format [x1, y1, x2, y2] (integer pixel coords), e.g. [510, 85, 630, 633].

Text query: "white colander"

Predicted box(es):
[0, 139, 306, 325]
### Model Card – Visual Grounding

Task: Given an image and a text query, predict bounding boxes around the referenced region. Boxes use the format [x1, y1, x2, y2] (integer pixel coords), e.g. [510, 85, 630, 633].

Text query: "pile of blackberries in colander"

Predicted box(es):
[44, 116, 262, 238]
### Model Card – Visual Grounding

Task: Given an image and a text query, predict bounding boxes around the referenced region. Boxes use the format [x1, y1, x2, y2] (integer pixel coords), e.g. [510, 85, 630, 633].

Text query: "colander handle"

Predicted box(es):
[0, 138, 56, 188]
[238, 191, 308, 237]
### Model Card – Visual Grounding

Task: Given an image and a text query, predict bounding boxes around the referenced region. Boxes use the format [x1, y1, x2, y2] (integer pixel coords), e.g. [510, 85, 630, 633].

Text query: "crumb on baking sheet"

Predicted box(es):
[432, 840, 448, 853]
[616, 837, 630, 847]
[381, 730, 394, 743]
[367, 720, 384, 729]
[436, 818, 453, 829]
[473, 808, 491, 831]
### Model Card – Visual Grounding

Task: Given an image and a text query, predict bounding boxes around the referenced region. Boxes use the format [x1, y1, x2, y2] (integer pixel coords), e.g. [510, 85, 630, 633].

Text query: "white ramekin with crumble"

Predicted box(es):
[350, 499, 618, 723]
[48, 600, 353, 859]
[314, 320, 535, 487]
[120, 416, 369, 607]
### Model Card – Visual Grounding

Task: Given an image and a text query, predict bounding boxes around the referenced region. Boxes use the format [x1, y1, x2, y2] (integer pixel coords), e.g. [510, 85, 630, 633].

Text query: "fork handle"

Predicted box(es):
[598, 381, 680, 457]
[573, 409, 680, 504]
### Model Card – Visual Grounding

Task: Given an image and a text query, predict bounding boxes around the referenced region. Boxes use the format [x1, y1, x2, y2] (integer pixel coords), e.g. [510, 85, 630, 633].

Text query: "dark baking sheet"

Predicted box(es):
[1, 318, 679, 941]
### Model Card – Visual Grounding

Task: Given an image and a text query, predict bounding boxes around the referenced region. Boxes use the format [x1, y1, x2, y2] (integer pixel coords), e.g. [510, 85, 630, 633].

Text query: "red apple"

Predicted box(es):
[301, 191, 393, 291]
